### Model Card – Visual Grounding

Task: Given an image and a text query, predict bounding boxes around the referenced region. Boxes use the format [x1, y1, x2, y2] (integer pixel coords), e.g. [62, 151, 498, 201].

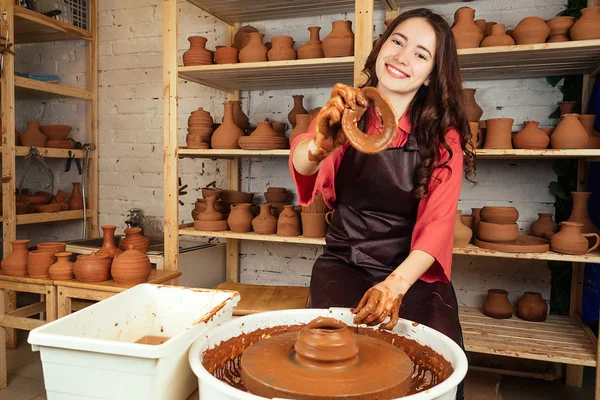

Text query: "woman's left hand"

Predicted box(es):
[351, 278, 405, 330]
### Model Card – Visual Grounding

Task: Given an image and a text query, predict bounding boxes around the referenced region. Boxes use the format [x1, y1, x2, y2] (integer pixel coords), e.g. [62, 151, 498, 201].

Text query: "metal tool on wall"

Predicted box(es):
[17, 146, 55, 205]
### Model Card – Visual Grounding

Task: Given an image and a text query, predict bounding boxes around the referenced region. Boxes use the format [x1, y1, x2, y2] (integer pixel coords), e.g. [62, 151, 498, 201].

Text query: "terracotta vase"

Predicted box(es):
[73, 253, 112, 282]
[230, 100, 249, 131]
[297, 27, 324, 59]
[559, 101, 576, 115]
[483, 118, 514, 149]
[480, 24, 515, 47]
[551, 113, 588, 149]
[198, 196, 224, 221]
[68, 182, 84, 210]
[579, 114, 600, 149]
[512, 17, 550, 44]
[267, 35, 296, 61]
[252, 204, 278, 234]
[238, 32, 268, 63]
[119, 227, 150, 253]
[49, 252, 74, 280]
[567, 192, 600, 235]
[550, 222, 600, 255]
[111, 245, 152, 285]
[1, 239, 30, 277]
[483, 289, 513, 319]
[227, 203, 253, 233]
[451, 7, 483, 49]
[454, 211, 472, 248]
[516, 292, 548, 322]
[96, 225, 123, 259]
[182, 36, 213, 66]
[214, 46, 239, 64]
[288, 95, 308, 128]
[211, 102, 244, 149]
[531, 213, 558, 239]
[301, 212, 330, 238]
[463, 89, 483, 122]
[20, 121, 47, 147]
[277, 205, 301, 237]
[322, 20, 354, 57]
[513, 121, 549, 149]
[289, 114, 312, 145]
[546, 16, 575, 42]
[570, 6, 600, 41]
[27, 250, 57, 278]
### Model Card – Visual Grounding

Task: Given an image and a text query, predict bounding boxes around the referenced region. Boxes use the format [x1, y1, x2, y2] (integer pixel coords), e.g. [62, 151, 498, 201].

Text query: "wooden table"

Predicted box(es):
[216, 282, 309, 316]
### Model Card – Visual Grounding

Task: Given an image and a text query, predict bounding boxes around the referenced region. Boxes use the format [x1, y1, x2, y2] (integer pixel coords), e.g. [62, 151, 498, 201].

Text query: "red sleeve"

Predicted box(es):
[412, 129, 464, 283]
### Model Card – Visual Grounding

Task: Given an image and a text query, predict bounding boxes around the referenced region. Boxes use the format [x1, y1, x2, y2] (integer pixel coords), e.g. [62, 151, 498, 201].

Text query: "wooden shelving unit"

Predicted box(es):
[0, 146, 86, 158]
[16, 210, 92, 225]
[178, 148, 290, 158]
[15, 76, 93, 100]
[13, 5, 92, 43]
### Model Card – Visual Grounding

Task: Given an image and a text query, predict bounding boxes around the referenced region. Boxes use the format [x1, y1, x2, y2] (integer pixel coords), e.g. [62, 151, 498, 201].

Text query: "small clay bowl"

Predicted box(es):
[477, 221, 519, 243]
[264, 192, 288, 203]
[22, 194, 49, 204]
[267, 187, 287, 194]
[46, 139, 76, 149]
[36, 203, 62, 213]
[39, 124, 72, 140]
[480, 206, 519, 224]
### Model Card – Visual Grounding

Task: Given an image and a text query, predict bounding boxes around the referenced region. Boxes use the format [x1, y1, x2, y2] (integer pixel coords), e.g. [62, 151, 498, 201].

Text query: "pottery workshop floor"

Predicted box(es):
[0, 332, 595, 400]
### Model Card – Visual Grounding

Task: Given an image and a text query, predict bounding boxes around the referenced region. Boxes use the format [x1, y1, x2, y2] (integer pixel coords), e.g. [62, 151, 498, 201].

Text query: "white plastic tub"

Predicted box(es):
[189, 308, 468, 400]
[28, 284, 239, 400]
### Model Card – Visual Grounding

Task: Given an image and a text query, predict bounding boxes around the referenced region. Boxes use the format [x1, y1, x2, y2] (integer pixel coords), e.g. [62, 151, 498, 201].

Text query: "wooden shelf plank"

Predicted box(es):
[1, 146, 86, 159]
[16, 210, 92, 225]
[216, 282, 309, 316]
[179, 226, 326, 245]
[54, 270, 182, 293]
[178, 148, 290, 158]
[14, 6, 91, 43]
[15, 76, 93, 100]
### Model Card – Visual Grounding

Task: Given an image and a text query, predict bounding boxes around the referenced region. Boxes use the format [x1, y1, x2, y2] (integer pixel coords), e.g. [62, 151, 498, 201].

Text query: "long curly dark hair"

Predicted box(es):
[361, 8, 476, 198]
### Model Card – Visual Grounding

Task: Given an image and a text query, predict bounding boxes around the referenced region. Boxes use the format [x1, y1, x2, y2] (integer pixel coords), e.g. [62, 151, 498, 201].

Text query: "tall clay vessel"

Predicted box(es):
[297, 27, 324, 59]
[322, 20, 354, 57]
[550, 222, 600, 255]
[453, 210, 472, 248]
[1, 239, 30, 276]
[96, 225, 123, 259]
[567, 191, 600, 235]
[238, 32, 268, 63]
[512, 121, 549, 149]
[570, 6, 600, 41]
[68, 182, 84, 210]
[451, 7, 483, 49]
[288, 95, 308, 128]
[483, 289, 513, 319]
[212, 102, 244, 149]
[463, 89, 483, 122]
[551, 114, 588, 149]
[516, 292, 547, 322]
[182, 36, 213, 66]
[119, 227, 150, 253]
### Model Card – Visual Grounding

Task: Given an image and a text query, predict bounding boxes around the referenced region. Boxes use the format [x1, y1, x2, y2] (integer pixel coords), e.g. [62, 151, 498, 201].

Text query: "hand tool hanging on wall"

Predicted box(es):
[65, 140, 83, 173]
[18, 147, 55, 206]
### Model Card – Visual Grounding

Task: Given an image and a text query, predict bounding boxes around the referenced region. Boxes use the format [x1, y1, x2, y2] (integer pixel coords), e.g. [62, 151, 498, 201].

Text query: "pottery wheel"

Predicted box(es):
[240, 317, 413, 399]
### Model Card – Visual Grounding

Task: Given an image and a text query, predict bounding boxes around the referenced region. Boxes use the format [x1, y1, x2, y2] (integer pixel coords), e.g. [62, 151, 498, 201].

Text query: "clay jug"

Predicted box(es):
[512, 17, 550, 44]
[227, 203, 253, 233]
[559, 101, 576, 115]
[579, 114, 600, 149]
[546, 16, 575, 42]
[211, 102, 244, 149]
[277, 205, 301, 237]
[453, 210, 472, 248]
[119, 227, 150, 253]
[463, 89, 483, 122]
[111, 245, 152, 285]
[516, 292, 548, 322]
[214, 46, 239, 64]
[480, 24, 515, 47]
[198, 196, 223, 221]
[288, 95, 308, 127]
[551, 113, 588, 149]
[1, 239, 30, 277]
[252, 204, 278, 234]
[513, 121, 549, 149]
[68, 182, 84, 210]
[289, 114, 312, 145]
[182, 36, 213, 66]
[230, 101, 249, 131]
[483, 118, 514, 149]
[267, 35, 296, 61]
[567, 192, 600, 235]
[550, 222, 600, 255]
[297, 26, 324, 59]
[451, 7, 483, 49]
[483, 289, 513, 319]
[238, 32, 268, 63]
[322, 20, 354, 57]
[96, 225, 123, 259]
[28, 250, 57, 278]
[49, 252, 74, 280]
[570, 6, 600, 41]
[531, 213, 558, 239]
[233, 25, 258, 49]
[20, 121, 47, 147]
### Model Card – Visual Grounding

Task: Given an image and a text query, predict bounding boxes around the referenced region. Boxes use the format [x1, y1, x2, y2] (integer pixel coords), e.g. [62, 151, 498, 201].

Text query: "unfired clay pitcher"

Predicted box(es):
[513, 121, 549, 149]
[96, 225, 123, 259]
[111, 245, 152, 285]
[228, 203, 253, 233]
[567, 191, 600, 235]
[49, 252, 74, 280]
[1, 239, 30, 276]
[512, 16, 550, 44]
[480, 24, 515, 47]
[119, 227, 150, 253]
[483, 118, 514, 149]
[464, 89, 483, 122]
[322, 20, 354, 57]
[288, 95, 308, 127]
[267, 35, 296, 61]
[252, 204, 277, 234]
[453, 210, 472, 248]
[483, 289, 513, 319]
[570, 6, 600, 41]
[531, 213, 558, 238]
[277, 205, 301, 236]
[551, 113, 588, 149]
[451, 7, 483, 49]
[212, 102, 244, 149]
[182, 36, 213, 66]
[297, 27, 324, 59]
[239, 32, 268, 63]
[550, 221, 600, 255]
[516, 292, 547, 322]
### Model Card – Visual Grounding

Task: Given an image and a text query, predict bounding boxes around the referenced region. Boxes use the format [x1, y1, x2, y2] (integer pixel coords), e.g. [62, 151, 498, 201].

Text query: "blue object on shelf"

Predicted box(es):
[15, 72, 60, 82]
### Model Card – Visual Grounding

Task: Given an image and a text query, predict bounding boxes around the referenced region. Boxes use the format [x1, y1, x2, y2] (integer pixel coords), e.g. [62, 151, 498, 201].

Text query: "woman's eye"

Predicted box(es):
[416, 53, 427, 60]
[392, 39, 403, 46]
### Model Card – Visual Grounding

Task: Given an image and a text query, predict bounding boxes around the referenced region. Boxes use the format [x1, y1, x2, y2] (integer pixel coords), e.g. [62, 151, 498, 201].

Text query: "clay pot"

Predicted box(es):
[182, 36, 213, 66]
[463, 89, 483, 122]
[570, 6, 600, 41]
[512, 17, 550, 44]
[252, 204, 278, 235]
[267, 35, 296, 61]
[211, 102, 244, 149]
[301, 212, 331, 238]
[49, 252, 74, 280]
[198, 196, 224, 221]
[119, 227, 150, 253]
[477, 221, 519, 243]
[277, 205, 301, 237]
[230, 101, 249, 131]
[73, 253, 112, 282]
[516, 292, 548, 322]
[233, 25, 259, 49]
[289, 114, 312, 145]
[551, 113, 588, 149]
[20, 121, 47, 147]
[288, 95, 308, 128]
[68, 182, 84, 210]
[567, 192, 600, 235]
[454, 210, 472, 248]
[559, 101, 576, 115]
[480, 24, 515, 47]
[238, 33, 268, 63]
[579, 114, 600, 149]
[39, 124, 71, 140]
[298, 27, 324, 59]
[111, 245, 152, 285]
[483, 289, 513, 319]
[227, 203, 253, 233]
[531, 213, 558, 239]
[546, 16, 575, 43]
[96, 225, 123, 259]
[1, 239, 30, 277]
[37, 242, 66, 254]
[513, 121, 549, 149]
[480, 206, 519, 224]
[214, 46, 238, 64]
[451, 7, 483, 49]
[27, 250, 57, 279]
[550, 222, 600, 255]
[483, 118, 514, 149]
[322, 20, 354, 57]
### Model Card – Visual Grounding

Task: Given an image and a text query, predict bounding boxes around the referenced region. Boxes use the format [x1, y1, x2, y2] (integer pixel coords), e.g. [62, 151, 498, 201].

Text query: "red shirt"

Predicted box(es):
[288, 107, 464, 283]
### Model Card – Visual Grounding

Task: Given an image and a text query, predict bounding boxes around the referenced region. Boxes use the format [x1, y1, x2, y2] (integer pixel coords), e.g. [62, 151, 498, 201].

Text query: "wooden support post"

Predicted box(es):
[0, 287, 5, 389]
[86, 0, 99, 237]
[354, 0, 374, 87]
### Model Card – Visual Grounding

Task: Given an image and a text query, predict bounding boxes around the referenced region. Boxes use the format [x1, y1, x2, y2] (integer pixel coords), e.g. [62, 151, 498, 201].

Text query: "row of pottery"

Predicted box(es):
[483, 289, 548, 322]
[19, 121, 75, 149]
[16, 183, 84, 214]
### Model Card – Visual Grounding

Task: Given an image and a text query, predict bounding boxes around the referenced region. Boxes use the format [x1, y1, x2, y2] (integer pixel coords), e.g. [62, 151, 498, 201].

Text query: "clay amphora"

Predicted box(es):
[512, 17, 550, 44]
[570, 6, 600, 41]
[322, 20, 354, 57]
[73, 253, 111, 282]
[198, 196, 223, 221]
[230, 101, 249, 131]
[111, 245, 152, 285]
[238, 32, 268, 63]
[451, 7, 483, 49]
[20, 121, 47, 147]
[182, 36, 213, 66]
[277, 205, 301, 237]
[453, 210, 472, 248]
[531, 213, 558, 239]
[483, 118, 514, 149]
[567, 191, 600, 235]
[214, 46, 239, 64]
[483, 289, 513, 319]
[27, 250, 57, 278]
[49, 252, 74, 280]
[559, 101, 576, 115]
[297, 27, 324, 59]
[289, 114, 312, 145]
[516, 292, 548, 322]
[68, 182, 84, 210]
[288, 95, 308, 127]
[546, 16, 575, 42]
[463, 88, 483, 122]
[267, 35, 296, 61]
[513, 121, 549, 149]
[550, 222, 600, 255]
[119, 227, 150, 253]
[480, 24, 515, 47]
[252, 204, 278, 234]
[1, 239, 30, 277]
[579, 114, 600, 149]
[211, 102, 244, 149]
[233, 25, 258, 49]
[227, 203, 253, 233]
[96, 225, 123, 259]
[551, 113, 588, 149]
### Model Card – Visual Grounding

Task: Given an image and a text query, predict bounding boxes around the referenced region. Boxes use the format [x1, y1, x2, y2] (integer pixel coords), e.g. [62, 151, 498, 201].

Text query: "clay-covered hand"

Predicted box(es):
[351, 278, 404, 331]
